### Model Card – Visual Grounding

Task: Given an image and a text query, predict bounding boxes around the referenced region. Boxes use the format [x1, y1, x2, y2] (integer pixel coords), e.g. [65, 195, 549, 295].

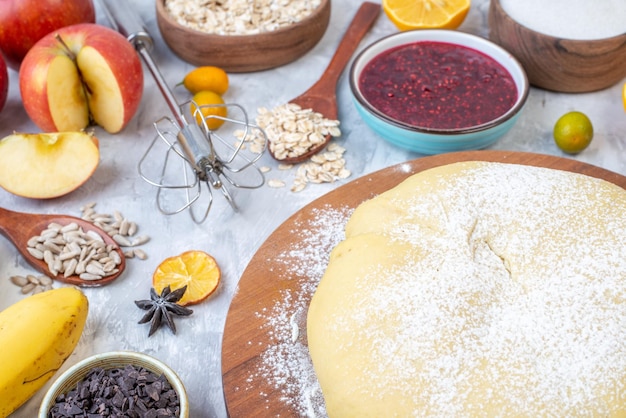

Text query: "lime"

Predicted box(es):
[553, 111, 593, 154]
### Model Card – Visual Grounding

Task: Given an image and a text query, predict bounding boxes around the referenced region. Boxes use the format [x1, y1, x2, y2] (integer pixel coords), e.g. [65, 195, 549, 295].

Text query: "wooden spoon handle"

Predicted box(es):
[0, 206, 28, 245]
[305, 2, 380, 96]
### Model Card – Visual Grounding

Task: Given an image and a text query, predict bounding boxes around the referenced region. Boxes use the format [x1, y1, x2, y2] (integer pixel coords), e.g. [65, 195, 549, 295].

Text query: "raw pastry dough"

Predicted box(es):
[307, 161, 626, 417]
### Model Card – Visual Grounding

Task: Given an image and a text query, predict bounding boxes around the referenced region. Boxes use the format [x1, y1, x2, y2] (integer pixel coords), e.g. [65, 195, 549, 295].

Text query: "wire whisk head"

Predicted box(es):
[138, 100, 267, 223]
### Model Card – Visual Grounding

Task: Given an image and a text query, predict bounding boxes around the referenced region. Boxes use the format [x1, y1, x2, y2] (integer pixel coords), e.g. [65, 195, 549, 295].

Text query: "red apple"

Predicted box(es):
[19, 23, 144, 134]
[0, 0, 95, 71]
[0, 51, 7, 113]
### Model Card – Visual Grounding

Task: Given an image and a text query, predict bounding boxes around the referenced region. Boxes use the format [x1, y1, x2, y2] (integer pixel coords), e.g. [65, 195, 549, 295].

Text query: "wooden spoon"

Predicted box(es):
[0, 207, 126, 287]
[269, 1, 380, 164]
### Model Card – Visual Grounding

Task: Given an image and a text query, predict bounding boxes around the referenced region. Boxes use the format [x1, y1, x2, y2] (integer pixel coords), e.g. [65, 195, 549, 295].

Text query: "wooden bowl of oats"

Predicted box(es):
[156, 0, 331, 72]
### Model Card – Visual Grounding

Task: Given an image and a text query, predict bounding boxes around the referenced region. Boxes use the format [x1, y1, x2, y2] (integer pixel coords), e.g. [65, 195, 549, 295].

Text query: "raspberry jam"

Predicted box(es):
[358, 41, 518, 130]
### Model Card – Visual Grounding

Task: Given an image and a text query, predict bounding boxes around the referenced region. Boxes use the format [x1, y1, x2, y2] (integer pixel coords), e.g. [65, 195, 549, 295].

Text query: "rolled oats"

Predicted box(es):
[253, 103, 341, 161]
[290, 143, 351, 192]
[235, 102, 349, 193]
[165, 0, 322, 35]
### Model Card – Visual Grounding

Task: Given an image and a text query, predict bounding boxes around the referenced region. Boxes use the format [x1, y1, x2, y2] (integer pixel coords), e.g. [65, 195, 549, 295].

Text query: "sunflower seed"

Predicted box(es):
[64, 259, 78, 278]
[131, 235, 150, 246]
[112, 234, 132, 247]
[10, 275, 28, 286]
[133, 249, 148, 260]
[21, 283, 36, 294]
[26, 247, 44, 260]
[79, 272, 102, 281]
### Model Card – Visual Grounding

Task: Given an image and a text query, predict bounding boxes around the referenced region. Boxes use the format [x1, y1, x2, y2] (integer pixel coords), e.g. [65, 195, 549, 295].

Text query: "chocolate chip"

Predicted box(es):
[48, 365, 181, 417]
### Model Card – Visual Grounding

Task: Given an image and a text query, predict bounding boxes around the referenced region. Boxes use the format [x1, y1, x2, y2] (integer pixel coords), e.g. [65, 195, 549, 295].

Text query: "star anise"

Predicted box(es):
[135, 286, 193, 336]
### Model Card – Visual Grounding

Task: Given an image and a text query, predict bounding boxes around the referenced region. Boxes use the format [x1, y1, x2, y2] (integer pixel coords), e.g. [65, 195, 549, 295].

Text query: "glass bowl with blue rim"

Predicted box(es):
[349, 29, 529, 155]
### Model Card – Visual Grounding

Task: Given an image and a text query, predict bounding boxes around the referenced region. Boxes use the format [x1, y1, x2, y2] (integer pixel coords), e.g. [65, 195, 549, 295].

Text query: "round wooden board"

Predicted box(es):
[222, 150, 626, 417]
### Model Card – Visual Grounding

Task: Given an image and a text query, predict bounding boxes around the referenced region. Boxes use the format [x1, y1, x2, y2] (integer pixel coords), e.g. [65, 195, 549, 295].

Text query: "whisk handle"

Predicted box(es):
[100, 0, 153, 51]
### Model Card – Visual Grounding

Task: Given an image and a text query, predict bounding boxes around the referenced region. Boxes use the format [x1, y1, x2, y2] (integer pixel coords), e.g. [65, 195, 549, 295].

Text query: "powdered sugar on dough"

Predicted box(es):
[308, 161, 626, 417]
[251, 205, 352, 416]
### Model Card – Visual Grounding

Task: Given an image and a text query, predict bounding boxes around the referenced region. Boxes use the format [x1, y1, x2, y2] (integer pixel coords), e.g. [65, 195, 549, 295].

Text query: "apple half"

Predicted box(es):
[0, 131, 99, 199]
[19, 23, 143, 134]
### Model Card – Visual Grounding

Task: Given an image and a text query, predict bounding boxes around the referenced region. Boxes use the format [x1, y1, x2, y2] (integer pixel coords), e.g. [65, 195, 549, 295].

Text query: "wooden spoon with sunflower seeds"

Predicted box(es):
[0, 207, 126, 287]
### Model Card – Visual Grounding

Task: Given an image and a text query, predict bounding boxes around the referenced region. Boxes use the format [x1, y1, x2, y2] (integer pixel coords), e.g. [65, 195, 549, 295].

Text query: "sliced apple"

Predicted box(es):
[47, 54, 89, 132]
[19, 23, 143, 134]
[77, 46, 125, 134]
[0, 131, 99, 199]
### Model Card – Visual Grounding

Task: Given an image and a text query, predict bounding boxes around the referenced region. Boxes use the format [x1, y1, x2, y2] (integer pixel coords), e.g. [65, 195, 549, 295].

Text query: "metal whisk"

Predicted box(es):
[101, 0, 267, 223]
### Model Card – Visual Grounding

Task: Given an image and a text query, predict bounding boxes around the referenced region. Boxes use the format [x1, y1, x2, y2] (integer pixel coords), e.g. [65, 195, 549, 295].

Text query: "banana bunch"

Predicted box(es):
[0, 287, 89, 417]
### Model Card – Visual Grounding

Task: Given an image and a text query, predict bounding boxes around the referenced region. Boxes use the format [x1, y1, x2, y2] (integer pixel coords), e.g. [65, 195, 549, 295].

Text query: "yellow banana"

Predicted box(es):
[0, 287, 88, 417]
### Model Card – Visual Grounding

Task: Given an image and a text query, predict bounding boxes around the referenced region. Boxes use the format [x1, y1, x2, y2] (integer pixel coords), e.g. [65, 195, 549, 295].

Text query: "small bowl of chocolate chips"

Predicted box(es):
[39, 351, 188, 417]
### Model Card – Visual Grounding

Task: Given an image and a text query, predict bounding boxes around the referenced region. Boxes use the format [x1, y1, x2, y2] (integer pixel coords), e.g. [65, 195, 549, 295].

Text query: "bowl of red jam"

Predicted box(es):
[349, 30, 529, 155]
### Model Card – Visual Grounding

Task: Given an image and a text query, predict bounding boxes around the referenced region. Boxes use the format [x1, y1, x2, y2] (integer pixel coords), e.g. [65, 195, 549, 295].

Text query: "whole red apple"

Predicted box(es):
[0, 51, 7, 113]
[0, 0, 95, 71]
[20, 23, 144, 134]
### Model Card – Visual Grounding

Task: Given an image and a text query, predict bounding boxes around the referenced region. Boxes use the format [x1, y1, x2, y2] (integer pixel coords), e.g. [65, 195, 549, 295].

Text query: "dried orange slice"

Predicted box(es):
[622, 82, 626, 112]
[152, 250, 221, 306]
[382, 0, 471, 31]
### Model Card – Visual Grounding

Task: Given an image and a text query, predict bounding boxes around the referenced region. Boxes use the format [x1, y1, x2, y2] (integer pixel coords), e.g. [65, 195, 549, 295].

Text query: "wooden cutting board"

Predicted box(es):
[222, 150, 626, 417]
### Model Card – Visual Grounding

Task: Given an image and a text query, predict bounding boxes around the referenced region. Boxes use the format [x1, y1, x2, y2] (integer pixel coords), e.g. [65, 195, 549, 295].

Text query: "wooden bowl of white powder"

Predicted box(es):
[156, 0, 330, 72]
[488, 0, 626, 93]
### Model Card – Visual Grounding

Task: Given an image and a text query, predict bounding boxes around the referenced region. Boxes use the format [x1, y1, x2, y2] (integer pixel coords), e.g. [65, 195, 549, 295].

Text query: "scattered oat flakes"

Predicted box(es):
[234, 126, 267, 156]
[268, 179, 286, 188]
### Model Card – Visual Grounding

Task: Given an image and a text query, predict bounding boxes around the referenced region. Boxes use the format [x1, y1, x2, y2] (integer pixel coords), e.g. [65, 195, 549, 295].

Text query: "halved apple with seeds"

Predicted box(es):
[0, 131, 99, 199]
[19, 23, 143, 134]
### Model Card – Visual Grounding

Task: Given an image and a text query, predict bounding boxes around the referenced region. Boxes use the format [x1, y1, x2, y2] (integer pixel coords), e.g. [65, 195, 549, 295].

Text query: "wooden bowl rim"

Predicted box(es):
[156, 0, 331, 41]
[491, 0, 626, 43]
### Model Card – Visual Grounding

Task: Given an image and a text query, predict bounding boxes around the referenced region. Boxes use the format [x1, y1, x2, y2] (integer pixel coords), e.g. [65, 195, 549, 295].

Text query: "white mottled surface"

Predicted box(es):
[1, 0, 625, 417]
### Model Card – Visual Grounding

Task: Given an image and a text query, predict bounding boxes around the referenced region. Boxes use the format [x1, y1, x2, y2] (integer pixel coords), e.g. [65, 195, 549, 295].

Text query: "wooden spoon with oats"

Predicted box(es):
[0, 207, 126, 287]
[268, 2, 380, 164]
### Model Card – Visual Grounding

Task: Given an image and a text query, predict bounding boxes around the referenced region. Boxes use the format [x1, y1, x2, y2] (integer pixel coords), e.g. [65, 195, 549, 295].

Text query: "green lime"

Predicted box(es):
[553, 111, 593, 154]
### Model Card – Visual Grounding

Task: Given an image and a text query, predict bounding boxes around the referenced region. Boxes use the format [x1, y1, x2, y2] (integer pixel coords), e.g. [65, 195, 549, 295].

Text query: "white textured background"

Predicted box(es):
[1, 0, 625, 416]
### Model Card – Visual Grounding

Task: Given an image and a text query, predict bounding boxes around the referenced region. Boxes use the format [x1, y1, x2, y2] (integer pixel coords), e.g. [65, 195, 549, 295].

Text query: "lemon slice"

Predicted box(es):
[382, 0, 471, 31]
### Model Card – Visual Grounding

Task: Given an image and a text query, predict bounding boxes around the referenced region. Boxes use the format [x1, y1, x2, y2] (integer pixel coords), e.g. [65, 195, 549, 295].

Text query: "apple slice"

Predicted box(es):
[77, 46, 127, 134]
[0, 131, 99, 199]
[47, 54, 90, 132]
